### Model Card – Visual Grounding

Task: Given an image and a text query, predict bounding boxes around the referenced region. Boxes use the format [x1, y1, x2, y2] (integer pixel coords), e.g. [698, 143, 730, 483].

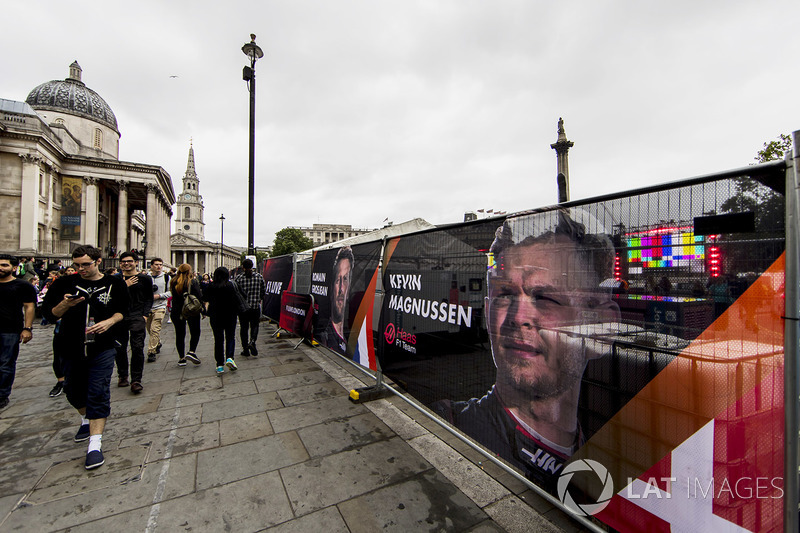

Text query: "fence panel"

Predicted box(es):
[286, 164, 788, 532]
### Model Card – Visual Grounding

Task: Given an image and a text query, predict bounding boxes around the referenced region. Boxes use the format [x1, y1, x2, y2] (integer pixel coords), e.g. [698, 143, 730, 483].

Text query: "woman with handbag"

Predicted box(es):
[169, 263, 203, 367]
[202, 267, 243, 374]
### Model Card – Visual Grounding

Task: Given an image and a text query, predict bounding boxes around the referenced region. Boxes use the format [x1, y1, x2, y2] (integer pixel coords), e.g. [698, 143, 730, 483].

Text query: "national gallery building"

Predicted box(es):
[0, 62, 174, 262]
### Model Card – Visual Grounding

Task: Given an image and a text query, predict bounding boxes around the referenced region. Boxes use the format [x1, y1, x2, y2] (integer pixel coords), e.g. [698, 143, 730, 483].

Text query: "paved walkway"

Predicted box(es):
[0, 319, 585, 532]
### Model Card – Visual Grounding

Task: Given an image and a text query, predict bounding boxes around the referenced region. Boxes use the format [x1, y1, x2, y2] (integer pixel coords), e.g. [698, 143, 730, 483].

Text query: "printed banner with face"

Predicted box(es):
[279, 291, 314, 339]
[311, 241, 382, 370]
[375, 171, 787, 532]
[60, 176, 82, 240]
[261, 255, 294, 322]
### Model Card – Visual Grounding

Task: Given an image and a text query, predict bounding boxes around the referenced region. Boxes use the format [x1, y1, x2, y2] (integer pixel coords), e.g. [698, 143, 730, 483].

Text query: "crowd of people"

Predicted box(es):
[0, 249, 266, 471]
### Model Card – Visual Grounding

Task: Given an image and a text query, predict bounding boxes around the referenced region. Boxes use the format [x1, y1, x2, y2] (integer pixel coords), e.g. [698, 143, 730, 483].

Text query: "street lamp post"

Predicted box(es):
[242, 33, 263, 256]
[140, 236, 148, 271]
[219, 214, 225, 269]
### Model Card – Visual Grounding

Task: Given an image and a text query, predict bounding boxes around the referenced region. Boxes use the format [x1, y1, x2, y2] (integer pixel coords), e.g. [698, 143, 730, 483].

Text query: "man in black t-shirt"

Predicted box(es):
[0, 254, 36, 410]
[114, 251, 153, 393]
[42, 246, 128, 470]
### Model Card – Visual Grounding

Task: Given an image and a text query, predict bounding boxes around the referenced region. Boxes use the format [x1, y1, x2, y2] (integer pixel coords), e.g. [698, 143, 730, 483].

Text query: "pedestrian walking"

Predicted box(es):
[170, 263, 203, 367]
[145, 258, 170, 362]
[203, 267, 241, 374]
[234, 258, 265, 357]
[114, 251, 153, 394]
[41, 245, 129, 470]
[0, 254, 36, 410]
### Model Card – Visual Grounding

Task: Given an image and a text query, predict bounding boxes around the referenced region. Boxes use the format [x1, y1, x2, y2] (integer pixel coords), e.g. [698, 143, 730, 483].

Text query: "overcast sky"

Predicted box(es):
[2, 1, 798, 247]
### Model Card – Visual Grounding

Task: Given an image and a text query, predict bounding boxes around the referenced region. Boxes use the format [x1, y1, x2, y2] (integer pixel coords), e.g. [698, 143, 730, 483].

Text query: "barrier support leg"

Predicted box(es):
[349, 369, 390, 403]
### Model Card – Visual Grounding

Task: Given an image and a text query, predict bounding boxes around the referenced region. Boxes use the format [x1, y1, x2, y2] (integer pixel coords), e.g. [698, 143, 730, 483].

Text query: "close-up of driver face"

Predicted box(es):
[331, 257, 352, 324]
[488, 236, 616, 400]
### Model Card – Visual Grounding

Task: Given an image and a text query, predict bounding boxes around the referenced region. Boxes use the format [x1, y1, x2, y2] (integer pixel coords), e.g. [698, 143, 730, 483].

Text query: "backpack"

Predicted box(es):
[231, 281, 249, 315]
[181, 281, 203, 318]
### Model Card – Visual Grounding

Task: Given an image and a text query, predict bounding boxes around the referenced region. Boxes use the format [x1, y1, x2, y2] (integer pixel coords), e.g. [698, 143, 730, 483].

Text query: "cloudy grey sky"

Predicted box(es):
[2, 1, 798, 247]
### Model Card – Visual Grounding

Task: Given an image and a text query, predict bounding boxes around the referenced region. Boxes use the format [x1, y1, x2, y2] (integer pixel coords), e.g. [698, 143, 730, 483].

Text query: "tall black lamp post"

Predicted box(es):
[242, 33, 263, 256]
[219, 214, 225, 269]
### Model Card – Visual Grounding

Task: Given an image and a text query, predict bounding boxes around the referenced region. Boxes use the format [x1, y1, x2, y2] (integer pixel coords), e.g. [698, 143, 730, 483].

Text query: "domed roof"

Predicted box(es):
[26, 61, 119, 132]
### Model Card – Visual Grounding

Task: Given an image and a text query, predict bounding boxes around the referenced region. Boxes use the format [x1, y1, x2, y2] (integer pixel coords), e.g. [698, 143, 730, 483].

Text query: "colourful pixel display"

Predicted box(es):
[626, 231, 705, 268]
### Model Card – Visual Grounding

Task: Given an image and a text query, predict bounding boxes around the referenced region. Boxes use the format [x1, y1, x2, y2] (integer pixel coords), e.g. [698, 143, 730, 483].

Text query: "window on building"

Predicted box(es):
[52, 178, 58, 202]
[185, 207, 190, 219]
[39, 170, 45, 196]
[93, 128, 102, 149]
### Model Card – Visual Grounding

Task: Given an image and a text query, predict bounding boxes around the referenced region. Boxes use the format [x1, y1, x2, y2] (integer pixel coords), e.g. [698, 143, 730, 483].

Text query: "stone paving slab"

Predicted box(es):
[253, 369, 332, 393]
[196, 431, 309, 490]
[277, 379, 347, 406]
[280, 436, 432, 517]
[200, 391, 282, 423]
[264, 506, 350, 533]
[219, 411, 274, 446]
[268, 395, 366, 433]
[337, 469, 490, 532]
[118, 420, 220, 459]
[296, 411, 394, 458]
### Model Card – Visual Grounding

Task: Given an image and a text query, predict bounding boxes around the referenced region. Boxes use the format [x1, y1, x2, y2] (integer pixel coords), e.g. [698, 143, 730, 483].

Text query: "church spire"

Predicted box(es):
[185, 140, 197, 181]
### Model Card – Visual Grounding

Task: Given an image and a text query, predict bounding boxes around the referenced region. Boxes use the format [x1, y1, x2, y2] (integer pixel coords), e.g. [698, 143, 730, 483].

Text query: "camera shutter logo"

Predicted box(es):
[557, 459, 614, 516]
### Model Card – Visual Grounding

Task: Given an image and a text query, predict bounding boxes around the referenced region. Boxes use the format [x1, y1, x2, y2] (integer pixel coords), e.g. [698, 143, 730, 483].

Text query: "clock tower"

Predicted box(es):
[175, 142, 205, 240]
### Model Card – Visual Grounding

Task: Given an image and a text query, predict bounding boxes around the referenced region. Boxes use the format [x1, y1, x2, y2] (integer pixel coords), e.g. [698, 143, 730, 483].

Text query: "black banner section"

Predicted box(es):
[261, 255, 294, 322]
[311, 241, 382, 369]
[279, 291, 314, 340]
[378, 219, 499, 405]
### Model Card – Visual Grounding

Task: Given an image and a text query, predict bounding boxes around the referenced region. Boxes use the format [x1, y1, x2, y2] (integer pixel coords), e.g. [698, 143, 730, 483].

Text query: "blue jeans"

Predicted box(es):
[0, 333, 21, 401]
[63, 347, 116, 419]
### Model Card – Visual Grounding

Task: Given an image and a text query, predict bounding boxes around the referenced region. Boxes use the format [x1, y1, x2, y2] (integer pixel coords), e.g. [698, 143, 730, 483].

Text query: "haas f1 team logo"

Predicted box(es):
[384, 323, 396, 344]
[384, 322, 417, 354]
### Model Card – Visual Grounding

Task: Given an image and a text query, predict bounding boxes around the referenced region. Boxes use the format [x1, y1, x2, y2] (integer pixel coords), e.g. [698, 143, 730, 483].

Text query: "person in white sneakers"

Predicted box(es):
[42, 246, 128, 470]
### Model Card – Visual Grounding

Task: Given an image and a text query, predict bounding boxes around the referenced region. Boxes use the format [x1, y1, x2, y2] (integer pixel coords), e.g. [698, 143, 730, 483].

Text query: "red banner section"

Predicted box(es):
[278, 291, 314, 340]
[262, 255, 294, 322]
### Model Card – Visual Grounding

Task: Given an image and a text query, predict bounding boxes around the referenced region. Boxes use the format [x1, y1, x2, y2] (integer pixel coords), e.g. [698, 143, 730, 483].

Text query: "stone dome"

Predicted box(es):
[26, 61, 119, 132]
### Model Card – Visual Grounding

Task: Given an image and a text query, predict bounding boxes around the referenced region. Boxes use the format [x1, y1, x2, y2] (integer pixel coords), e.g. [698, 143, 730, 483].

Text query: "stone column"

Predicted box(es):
[83, 177, 99, 247]
[146, 184, 157, 257]
[18, 154, 42, 251]
[44, 165, 54, 242]
[116, 181, 129, 255]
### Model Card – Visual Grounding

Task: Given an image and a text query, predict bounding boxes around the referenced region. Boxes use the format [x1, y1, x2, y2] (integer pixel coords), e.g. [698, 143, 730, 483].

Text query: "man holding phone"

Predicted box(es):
[42, 246, 128, 470]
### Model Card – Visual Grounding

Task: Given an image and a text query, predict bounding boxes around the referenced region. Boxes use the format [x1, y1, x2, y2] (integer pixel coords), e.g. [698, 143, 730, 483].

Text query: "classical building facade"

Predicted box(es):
[0, 62, 174, 261]
[170, 144, 239, 274]
[292, 223, 375, 246]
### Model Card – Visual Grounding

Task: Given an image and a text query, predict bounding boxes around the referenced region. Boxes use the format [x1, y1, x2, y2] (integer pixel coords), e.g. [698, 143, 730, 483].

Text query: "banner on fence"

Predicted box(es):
[311, 241, 382, 369]
[262, 255, 294, 322]
[278, 291, 314, 339]
[371, 172, 786, 532]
